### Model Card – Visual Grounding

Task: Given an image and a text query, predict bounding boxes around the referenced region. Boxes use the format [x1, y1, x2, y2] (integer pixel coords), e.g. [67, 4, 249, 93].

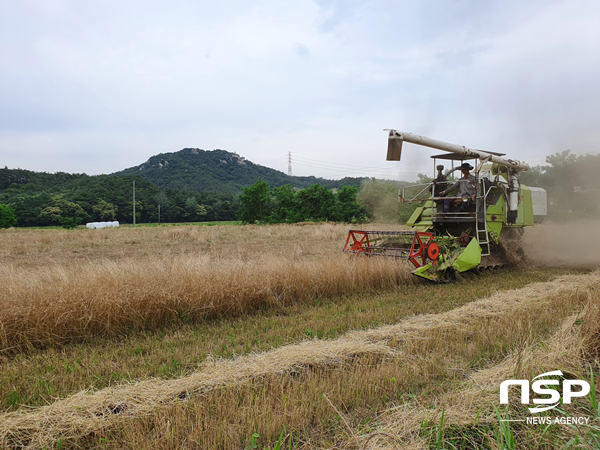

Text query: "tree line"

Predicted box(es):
[238, 178, 367, 224]
[0, 168, 238, 227]
[0, 168, 368, 228]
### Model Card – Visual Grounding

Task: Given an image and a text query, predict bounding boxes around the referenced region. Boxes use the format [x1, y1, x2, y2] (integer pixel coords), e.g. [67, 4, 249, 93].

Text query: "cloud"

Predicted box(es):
[0, 0, 598, 179]
[294, 43, 309, 57]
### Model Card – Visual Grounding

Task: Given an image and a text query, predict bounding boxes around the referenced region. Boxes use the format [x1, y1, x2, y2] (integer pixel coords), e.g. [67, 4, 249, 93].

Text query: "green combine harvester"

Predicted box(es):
[343, 130, 547, 281]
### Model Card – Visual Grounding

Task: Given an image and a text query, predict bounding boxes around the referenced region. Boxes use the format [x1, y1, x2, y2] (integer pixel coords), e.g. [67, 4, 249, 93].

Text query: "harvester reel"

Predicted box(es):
[345, 230, 370, 256]
[409, 232, 437, 268]
[343, 230, 438, 268]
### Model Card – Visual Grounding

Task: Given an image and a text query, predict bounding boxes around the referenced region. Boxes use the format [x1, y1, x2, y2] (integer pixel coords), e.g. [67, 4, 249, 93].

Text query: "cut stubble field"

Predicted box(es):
[1, 221, 599, 449]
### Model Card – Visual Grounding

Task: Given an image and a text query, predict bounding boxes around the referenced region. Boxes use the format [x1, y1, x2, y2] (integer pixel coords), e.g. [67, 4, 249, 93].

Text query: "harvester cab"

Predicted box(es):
[343, 130, 547, 281]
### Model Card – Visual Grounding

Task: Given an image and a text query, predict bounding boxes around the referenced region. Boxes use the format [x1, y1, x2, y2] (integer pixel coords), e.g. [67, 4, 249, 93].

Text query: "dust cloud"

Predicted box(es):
[522, 221, 600, 268]
[356, 180, 402, 223]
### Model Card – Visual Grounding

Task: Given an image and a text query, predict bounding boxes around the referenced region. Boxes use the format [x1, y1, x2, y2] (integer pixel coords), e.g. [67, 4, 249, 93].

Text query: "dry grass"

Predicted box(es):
[0, 267, 571, 414]
[0, 223, 413, 353]
[2, 270, 598, 448]
[0, 222, 404, 269]
[365, 276, 600, 449]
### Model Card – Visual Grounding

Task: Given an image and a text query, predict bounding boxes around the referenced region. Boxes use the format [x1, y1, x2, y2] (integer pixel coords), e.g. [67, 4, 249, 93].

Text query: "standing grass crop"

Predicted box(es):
[0, 223, 413, 353]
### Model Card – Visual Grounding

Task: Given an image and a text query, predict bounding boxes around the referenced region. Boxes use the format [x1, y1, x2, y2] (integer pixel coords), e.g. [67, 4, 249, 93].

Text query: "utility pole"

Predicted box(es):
[287, 151, 292, 177]
[158, 204, 161, 226]
[133, 181, 136, 228]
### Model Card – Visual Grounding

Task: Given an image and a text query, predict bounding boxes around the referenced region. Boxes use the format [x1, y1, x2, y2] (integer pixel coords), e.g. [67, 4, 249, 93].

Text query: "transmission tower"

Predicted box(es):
[287, 151, 292, 177]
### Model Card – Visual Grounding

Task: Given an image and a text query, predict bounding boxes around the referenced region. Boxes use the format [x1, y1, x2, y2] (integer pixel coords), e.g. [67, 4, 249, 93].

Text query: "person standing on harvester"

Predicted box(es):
[432, 164, 447, 197]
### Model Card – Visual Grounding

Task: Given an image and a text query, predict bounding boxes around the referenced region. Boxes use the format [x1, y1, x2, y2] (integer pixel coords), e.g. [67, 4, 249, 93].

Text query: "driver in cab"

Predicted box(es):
[439, 162, 476, 212]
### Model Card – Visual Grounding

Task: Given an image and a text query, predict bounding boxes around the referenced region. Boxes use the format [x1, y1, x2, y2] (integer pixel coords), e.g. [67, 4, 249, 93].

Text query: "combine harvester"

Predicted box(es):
[343, 130, 547, 281]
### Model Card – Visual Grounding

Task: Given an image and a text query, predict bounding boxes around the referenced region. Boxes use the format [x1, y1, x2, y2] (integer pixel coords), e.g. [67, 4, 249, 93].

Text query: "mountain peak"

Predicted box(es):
[113, 148, 365, 195]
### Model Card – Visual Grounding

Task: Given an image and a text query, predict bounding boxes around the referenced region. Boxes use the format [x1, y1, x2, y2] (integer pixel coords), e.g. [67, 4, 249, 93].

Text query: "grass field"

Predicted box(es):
[1, 222, 599, 449]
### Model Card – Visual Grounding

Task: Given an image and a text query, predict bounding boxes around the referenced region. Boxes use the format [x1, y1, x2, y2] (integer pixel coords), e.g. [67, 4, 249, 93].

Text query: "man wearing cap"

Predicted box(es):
[432, 164, 447, 197]
[439, 162, 476, 211]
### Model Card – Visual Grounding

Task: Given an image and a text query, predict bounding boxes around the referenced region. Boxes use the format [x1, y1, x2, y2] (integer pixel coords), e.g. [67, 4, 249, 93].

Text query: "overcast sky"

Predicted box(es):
[1, 0, 599, 181]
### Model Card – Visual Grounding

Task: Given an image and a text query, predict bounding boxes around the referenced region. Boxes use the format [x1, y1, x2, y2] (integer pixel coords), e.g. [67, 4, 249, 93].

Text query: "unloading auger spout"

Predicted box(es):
[385, 130, 530, 172]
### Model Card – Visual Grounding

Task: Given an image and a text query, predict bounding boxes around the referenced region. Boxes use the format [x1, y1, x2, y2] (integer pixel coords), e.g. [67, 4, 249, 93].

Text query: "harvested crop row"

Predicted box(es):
[365, 287, 600, 449]
[2, 271, 598, 448]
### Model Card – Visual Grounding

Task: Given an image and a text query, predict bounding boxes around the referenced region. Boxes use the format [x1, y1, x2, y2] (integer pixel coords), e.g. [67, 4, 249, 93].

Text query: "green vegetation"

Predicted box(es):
[0, 151, 371, 228]
[58, 216, 83, 229]
[38, 194, 89, 225]
[0, 203, 17, 228]
[238, 179, 367, 223]
[92, 199, 118, 221]
[238, 178, 272, 223]
[0, 168, 239, 226]
[3, 146, 597, 229]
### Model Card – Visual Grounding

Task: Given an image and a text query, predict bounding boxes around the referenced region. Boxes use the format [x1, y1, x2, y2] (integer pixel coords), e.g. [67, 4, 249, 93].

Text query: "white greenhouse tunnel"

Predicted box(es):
[86, 221, 119, 229]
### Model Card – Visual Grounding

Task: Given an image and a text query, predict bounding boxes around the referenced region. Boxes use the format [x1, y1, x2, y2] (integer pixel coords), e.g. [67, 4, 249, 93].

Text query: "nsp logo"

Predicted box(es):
[500, 370, 590, 413]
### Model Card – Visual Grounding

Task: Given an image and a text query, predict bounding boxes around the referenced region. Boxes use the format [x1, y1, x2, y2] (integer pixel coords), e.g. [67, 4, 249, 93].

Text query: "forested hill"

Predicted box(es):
[0, 168, 239, 226]
[0, 148, 368, 227]
[113, 148, 366, 194]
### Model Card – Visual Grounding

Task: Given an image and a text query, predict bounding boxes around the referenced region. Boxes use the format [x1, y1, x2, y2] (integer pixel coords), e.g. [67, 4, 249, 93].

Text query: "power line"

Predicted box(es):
[251, 156, 288, 166]
[292, 155, 407, 171]
[251, 153, 431, 180]
[253, 152, 431, 169]
[292, 160, 426, 175]
[293, 154, 433, 171]
[291, 161, 419, 178]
